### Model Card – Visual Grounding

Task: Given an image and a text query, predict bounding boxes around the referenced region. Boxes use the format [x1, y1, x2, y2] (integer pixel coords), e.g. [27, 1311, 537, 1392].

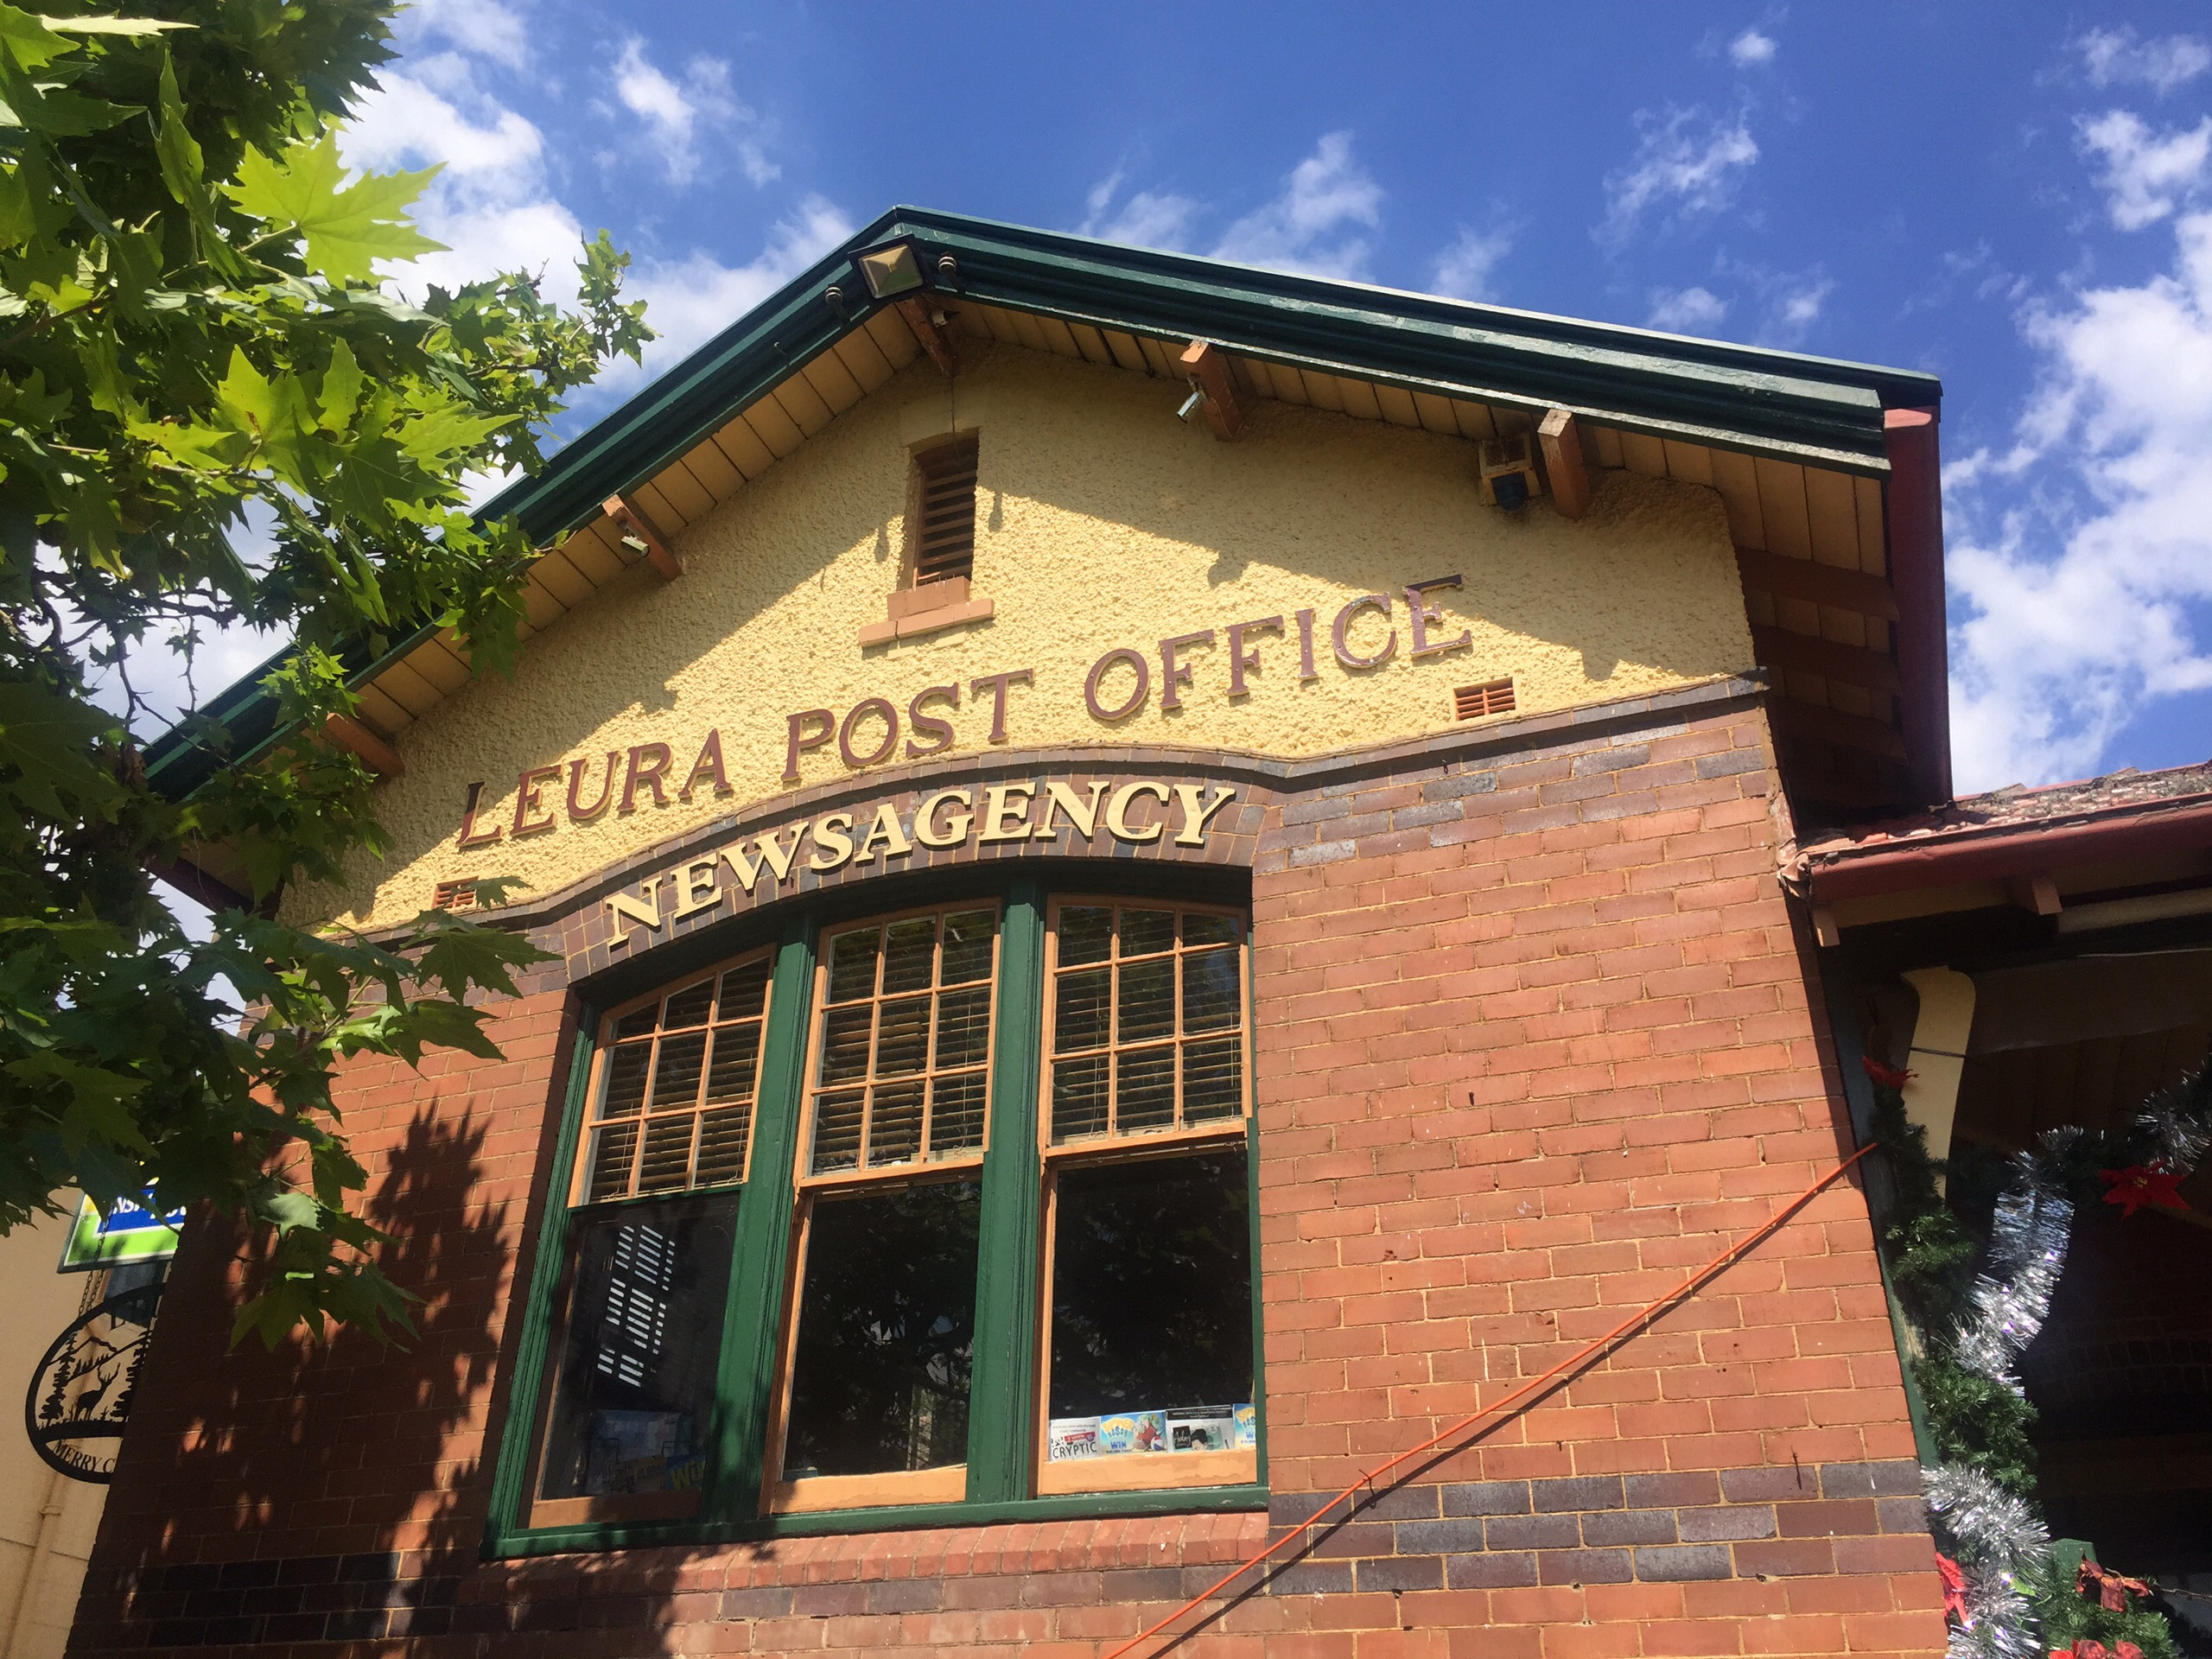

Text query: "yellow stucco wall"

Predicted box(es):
[299, 344, 1752, 928]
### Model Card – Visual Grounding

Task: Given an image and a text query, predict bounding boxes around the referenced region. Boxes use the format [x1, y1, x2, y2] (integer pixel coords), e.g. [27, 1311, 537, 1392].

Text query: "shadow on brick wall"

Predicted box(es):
[73, 1104, 512, 1649]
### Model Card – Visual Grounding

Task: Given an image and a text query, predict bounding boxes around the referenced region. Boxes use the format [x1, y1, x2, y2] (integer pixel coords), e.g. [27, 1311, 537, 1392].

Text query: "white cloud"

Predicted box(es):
[1600, 106, 1759, 243]
[602, 36, 771, 188]
[2077, 27, 2211, 96]
[1429, 222, 1515, 302]
[398, 0, 532, 70]
[2078, 110, 2211, 231]
[1946, 208, 2212, 787]
[1729, 29, 1777, 67]
[1646, 285, 1729, 333]
[342, 57, 586, 300]
[1079, 172, 1201, 252]
[1772, 276, 1833, 334]
[1211, 132, 1383, 281]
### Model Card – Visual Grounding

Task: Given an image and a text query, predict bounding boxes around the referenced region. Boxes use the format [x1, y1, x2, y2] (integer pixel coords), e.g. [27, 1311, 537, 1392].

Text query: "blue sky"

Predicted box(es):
[327, 0, 2212, 797]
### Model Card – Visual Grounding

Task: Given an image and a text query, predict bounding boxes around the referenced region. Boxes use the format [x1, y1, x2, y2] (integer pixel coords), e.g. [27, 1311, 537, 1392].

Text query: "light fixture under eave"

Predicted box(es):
[857, 243, 925, 300]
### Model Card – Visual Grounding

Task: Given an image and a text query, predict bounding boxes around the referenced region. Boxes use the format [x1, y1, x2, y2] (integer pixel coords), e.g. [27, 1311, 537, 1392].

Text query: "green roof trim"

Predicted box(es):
[143, 204, 1942, 803]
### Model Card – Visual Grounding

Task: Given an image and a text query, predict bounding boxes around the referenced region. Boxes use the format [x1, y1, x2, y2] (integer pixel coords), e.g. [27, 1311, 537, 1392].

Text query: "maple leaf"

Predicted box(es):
[2097, 1165, 2189, 1219]
[226, 128, 444, 285]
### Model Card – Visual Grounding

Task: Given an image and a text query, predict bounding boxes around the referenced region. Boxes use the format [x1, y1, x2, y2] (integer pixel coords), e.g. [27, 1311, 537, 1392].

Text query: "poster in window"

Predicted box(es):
[1164, 1408, 1239, 1453]
[583, 1408, 701, 1494]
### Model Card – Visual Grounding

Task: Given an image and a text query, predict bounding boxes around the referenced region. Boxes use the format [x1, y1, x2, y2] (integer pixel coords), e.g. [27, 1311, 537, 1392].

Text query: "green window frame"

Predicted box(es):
[483, 875, 1267, 1556]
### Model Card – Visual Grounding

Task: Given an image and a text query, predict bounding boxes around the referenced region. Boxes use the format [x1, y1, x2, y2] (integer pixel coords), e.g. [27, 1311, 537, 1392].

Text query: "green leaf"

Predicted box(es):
[226, 129, 444, 285]
[0, 677, 124, 817]
[35, 14, 190, 36]
[317, 336, 361, 430]
[5, 1053, 151, 1154]
[0, 4, 72, 71]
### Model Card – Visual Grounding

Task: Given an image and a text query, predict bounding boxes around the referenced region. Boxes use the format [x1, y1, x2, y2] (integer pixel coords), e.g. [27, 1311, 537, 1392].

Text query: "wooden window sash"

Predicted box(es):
[1037, 896, 1252, 1156]
[571, 948, 774, 1207]
[1031, 897, 1256, 1494]
[762, 901, 1003, 1511]
[908, 437, 978, 588]
[794, 901, 1002, 1184]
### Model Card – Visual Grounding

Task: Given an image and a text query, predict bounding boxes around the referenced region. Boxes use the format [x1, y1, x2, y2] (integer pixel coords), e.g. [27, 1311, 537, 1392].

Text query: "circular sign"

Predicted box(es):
[25, 1283, 162, 1483]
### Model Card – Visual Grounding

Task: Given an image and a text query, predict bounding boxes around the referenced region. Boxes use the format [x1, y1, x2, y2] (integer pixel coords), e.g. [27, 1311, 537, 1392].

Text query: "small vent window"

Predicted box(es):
[1455, 678, 1516, 721]
[432, 879, 479, 912]
[911, 437, 978, 587]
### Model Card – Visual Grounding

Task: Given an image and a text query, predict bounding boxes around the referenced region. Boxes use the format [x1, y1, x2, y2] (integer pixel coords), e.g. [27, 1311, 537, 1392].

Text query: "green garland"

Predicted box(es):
[1859, 1057, 2212, 1653]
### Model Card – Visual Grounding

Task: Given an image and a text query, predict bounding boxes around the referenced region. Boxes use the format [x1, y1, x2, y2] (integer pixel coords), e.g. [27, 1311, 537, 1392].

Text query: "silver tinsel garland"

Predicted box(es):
[1926, 1464, 2050, 1659]
[1920, 1091, 2209, 1659]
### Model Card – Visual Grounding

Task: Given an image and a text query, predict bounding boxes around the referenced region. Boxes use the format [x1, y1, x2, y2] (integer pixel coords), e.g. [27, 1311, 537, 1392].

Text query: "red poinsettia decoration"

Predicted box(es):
[1861, 1055, 1916, 1091]
[1936, 1552, 1968, 1624]
[2078, 1557, 2152, 1611]
[2097, 1165, 2189, 1219]
[2053, 1642, 2144, 1659]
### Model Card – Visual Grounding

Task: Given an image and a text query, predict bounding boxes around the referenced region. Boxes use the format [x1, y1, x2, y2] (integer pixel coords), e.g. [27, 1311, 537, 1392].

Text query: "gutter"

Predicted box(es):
[1798, 791, 2212, 901]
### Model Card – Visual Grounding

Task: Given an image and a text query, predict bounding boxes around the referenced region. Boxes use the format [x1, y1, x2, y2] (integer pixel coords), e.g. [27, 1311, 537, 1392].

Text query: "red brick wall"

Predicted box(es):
[71, 690, 1945, 1659]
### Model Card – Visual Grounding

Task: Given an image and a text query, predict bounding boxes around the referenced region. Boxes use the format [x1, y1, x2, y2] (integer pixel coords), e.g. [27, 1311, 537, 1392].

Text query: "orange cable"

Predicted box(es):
[1103, 1142, 1876, 1659]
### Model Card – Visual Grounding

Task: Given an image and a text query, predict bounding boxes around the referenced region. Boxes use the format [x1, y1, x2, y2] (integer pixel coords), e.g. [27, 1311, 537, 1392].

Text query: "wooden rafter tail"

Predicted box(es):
[602, 493, 681, 581]
[1178, 340, 1245, 441]
[1537, 408, 1591, 519]
[894, 296, 960, 377]
[322, 713, 404, 778]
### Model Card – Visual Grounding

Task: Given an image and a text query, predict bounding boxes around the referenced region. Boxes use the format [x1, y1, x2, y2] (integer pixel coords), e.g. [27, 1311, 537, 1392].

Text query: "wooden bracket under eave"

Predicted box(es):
[323, 713, 404, 778]
[1537, 409, 1591, 519]
[894, 296, 960, 377]
[2005, 873, 2063, 917]
[603, 493, 681, 580]
[1179, 340, 1245, 441]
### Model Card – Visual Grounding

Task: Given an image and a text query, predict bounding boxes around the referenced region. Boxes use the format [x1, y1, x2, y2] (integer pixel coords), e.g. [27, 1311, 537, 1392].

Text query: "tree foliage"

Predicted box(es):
[0, 1, 650, 1344]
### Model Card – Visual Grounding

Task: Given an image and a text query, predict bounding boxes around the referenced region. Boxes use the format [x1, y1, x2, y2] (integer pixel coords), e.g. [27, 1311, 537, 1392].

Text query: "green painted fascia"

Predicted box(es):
[963, 880, 1045, 1503]
[143, 202, 1942, 804]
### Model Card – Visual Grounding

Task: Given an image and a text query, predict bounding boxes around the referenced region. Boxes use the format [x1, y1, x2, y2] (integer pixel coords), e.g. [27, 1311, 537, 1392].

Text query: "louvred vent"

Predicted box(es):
[912, 437, 978, 585]
[1455, 678, 1516, 721]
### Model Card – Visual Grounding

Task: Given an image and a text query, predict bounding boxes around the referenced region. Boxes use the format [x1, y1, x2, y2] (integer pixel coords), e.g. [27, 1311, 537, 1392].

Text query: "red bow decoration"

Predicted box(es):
[1936, 1552, 1968, 1624]
[1862, 1055, 1916, 1091]
[2097, 1166, 2189, 1220]
[2052, 1643, 2142, 1659]
[2078, 1557, 2152, 1611]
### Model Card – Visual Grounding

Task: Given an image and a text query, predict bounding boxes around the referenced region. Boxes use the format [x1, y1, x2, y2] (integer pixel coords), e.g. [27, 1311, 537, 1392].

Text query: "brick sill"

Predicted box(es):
[857, 577, 995, 646]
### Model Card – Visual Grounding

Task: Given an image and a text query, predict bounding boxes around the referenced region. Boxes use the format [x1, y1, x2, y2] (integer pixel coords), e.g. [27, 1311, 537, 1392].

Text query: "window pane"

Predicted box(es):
[935, 986, 991, 1070]
[1054, 967, 1110, 1053]
[818, 1005, 873, 1085]
[538, 1195, 736, 1501]
[1120, 907, 1175, 957]
[636, 1114, 696, 1193]
[811, 1091, 864, 1173]
[881, 916, 937, 995]
[825, 929, 880, 1003]
[868, 1080, 925, 1167]
[1116, 1048, 1175, 1133]
[662, 978, 715, 1031]
[930, 1074, 987, 1157]
[1058, 906, 1113, 966]
[718, 957, 772, 1020]
[1183, 1039, 1243, 1122]
[613, 1006, 658, 1041]
[940, 910, 995, 984]
[704, 1024, 760, 1107]
[1183, 949, 1241, 1033]
[694, 1106, 750, 1188]
[1047, 1153, 1253, 1427]
[1184, 912, 1241, 950]
[650, 1031, 707, 1112]
[874, 995, 931, 1077]
[782, 1183, 979, 1479]
[586, 1121, 639, 1202]
[1117, 958, 1174, 1044]
[1052, 1056, 1109, 1143]
[601, 1043, 651, 1119]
